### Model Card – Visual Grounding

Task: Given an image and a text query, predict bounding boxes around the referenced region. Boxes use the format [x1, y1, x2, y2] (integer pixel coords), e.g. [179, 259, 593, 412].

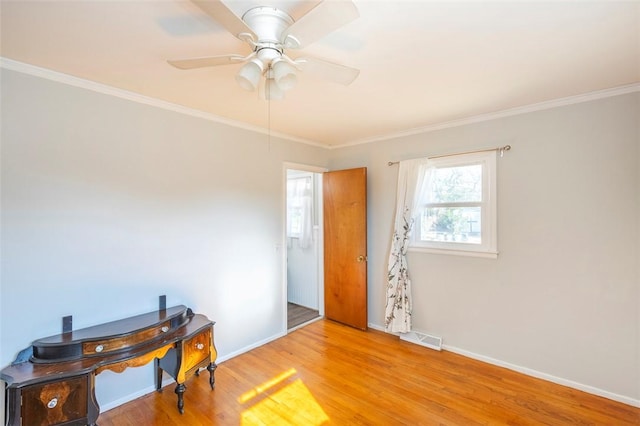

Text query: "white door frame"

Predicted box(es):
[282, 162, 327, 333]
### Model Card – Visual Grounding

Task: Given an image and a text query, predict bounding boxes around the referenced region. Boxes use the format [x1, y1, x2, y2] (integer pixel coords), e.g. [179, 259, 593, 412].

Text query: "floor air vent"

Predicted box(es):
[399, 330, 443, 351]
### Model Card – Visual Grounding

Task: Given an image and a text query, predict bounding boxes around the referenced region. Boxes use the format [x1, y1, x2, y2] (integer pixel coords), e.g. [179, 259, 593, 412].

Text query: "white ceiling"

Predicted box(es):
[1, 1, 639, 147]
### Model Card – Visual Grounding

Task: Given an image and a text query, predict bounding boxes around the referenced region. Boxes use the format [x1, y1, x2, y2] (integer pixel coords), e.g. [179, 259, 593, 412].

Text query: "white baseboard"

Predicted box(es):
[103, 324, 640, 413]
[101, 382, 167, 412]
[216, 331, 286, 364]
[101, 330, 287, 412]
[368, 322, 639, 408]
[368, 322, 386, 332]
[288, 316, 323, 333]
[443, 344, 640, 408]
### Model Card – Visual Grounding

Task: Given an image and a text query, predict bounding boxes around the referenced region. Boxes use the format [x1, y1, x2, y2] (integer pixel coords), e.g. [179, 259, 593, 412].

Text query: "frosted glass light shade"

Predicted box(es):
[236, 59, 264, 91]
[265, 78, 284, 100]
[272, 59, 297, 91]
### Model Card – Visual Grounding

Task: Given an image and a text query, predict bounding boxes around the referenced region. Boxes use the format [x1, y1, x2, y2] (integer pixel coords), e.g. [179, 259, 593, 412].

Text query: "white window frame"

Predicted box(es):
[410, 151, 497, 259]
[286, 173, 312, 239]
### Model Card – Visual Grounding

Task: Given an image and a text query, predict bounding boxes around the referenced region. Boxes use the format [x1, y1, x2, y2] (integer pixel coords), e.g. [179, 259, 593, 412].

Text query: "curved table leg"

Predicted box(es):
[208, 362, 217, 390]
[175, 383, 186, 414]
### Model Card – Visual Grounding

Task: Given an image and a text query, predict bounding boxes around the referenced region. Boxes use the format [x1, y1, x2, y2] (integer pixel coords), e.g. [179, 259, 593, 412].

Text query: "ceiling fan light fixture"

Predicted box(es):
[169, 0, 361, 101]
[236, 59, 264, 91]
[271, 59, 297, 91]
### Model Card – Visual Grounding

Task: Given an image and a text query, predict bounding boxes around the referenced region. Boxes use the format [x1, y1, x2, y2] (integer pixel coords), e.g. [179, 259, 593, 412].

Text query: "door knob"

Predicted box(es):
[357, 255, 367, 262]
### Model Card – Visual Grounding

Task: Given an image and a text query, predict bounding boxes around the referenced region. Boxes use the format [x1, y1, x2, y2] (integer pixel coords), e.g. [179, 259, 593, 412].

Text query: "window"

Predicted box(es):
[286, 175, 311, 238]
[411, 151, 497, 258]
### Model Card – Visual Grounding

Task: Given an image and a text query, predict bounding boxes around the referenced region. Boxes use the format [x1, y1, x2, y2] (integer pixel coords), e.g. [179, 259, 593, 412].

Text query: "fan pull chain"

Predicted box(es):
[267, 81, 272, 153]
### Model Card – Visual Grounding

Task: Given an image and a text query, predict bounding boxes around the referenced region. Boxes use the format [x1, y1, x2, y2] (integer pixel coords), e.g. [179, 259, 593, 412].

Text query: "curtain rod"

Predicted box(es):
[387, 144, 511, 166]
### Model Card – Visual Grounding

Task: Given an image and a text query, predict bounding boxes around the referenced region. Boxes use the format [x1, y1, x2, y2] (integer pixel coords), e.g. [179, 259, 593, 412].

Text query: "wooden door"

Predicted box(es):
[323, 167, 367, 330]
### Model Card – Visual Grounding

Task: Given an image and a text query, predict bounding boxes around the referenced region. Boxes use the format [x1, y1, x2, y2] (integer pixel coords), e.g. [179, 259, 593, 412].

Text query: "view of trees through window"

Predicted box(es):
[420, 164, 483, 244]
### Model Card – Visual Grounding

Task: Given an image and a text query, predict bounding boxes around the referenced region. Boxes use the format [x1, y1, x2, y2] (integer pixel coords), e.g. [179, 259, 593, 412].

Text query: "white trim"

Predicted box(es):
[411, 151, 497, 257]
[336, 83, 640, 148]
[408, 246, 498, 259]
[443, 344, 640, 408]
[217, 331, 286, 364]
[3, 57, 638, 149]
[101, 383, 161, 412]
[368, 323, 387, 332]
[101, 330, 288, 412]
[97, 322, 640, 412]
[370, 323, 639, 408]
[287, 316, 323, 333]
[0, 57, 322, 148]
[283, 163, 328, 334]
[283, 162, 328, 174]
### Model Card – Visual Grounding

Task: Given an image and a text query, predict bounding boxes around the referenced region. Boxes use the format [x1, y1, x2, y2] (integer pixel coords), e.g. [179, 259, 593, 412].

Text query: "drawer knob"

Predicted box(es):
[196, 343, 205, 350]
[161, 326, 169, 333]
[47, 397, 58, 409]
[95, 344, 104, 353]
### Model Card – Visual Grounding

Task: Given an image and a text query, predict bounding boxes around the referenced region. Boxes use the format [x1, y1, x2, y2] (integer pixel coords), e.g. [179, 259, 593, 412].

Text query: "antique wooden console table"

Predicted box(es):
[1, 305, 216, 426]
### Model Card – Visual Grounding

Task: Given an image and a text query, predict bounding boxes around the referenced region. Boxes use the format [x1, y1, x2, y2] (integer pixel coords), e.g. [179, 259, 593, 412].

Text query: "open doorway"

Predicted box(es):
[285, 164, 325, 330]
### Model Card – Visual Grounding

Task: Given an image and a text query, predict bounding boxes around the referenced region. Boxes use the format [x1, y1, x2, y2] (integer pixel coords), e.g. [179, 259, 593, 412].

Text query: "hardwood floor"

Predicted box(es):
[98, 320, 640, 425]
[287, 302, 320, 329]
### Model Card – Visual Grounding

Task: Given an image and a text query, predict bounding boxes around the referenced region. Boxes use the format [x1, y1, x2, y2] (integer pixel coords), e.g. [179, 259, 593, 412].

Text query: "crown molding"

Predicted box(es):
[0, 57, 326, 149]
[3, 57, 638, 150]
[335, 82, 640, 149]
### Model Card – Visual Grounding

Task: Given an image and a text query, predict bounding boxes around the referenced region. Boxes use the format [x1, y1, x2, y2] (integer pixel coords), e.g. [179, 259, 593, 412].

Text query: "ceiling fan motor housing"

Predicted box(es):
[242, 6, 294, 60]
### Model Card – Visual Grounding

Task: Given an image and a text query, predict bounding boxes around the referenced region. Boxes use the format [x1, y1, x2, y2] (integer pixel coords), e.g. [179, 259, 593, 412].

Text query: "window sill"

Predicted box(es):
[408, 246, 498, 259]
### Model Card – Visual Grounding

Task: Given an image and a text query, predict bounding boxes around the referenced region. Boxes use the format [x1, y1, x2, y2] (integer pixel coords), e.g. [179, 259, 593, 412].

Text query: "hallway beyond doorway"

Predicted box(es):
[287, 302, 319, 329]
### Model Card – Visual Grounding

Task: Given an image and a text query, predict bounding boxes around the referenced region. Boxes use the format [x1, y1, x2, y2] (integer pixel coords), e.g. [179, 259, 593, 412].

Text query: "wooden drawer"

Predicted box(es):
[83, 321, 171, 356]
[183, 329, 211, 371]
[21, 376, 88, 426]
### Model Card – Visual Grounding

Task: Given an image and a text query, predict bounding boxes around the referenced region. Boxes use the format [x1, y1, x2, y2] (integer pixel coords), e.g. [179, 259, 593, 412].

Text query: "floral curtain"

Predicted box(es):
[385, 159, 430, 333]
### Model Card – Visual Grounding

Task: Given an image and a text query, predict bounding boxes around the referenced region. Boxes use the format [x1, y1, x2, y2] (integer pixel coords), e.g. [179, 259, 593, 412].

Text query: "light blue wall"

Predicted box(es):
[0, 68, 330, 410]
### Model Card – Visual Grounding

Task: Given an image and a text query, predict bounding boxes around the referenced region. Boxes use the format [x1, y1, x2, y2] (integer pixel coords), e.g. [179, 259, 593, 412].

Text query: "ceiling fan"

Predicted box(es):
[167, 0, 360, 100]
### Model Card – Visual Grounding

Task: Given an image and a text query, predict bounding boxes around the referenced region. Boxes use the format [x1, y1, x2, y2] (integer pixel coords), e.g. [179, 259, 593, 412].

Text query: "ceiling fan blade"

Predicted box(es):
[168, 55, 244, 70]
[192, 0, 256, 40]
[296, 56, 360, 86]
[287, 0, 323, 21]
[282, 0, 359, 48]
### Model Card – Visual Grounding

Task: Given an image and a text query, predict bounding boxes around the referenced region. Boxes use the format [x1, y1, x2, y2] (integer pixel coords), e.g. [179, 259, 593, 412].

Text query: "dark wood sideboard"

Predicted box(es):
[1, 305, 217, 426]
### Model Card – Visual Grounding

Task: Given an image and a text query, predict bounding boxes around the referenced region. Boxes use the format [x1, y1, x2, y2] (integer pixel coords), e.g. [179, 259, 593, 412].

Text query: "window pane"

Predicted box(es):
[428, 164, 482, 203]
[287, 176, 311, 237]
[289, 207, 303, 235]
[420, 207, 482, 244]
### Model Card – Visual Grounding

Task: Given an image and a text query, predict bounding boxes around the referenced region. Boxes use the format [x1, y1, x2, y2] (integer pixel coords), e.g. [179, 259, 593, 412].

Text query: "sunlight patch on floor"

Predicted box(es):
[239, 368, 297, 404]
[239, 369, 329, 425]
